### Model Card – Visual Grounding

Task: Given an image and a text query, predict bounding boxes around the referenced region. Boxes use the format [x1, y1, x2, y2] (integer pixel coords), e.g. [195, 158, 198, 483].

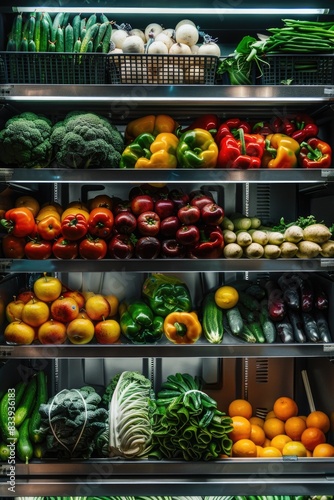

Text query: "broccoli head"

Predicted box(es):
[0, 112, 53, 168]
[50, 111, 124, 168]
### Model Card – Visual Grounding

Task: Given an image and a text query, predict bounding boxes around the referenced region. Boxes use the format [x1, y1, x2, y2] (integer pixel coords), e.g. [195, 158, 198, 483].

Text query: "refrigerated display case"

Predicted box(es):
[1, 0, 334, 498]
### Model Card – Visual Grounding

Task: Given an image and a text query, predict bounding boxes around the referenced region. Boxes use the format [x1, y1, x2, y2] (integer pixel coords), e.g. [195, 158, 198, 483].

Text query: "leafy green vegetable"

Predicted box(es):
[38, 386, 108, 459]
[109, 371, 157, 458]
[152, 373, 233, 461]
[272, 215, 322, 232]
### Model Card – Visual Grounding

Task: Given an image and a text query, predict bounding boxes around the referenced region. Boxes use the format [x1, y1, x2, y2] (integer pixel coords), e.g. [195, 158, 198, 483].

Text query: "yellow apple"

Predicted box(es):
[4, 320, 35, 345]
[104, 294, 119, 317]
[62, 289, 85, 309]
[38, 319, 67, 345]
[21, 299, 50, 327]
[5, 298, 25, 323]
[66, 317, 95, 345]
[85, 294, 110, 321]
[50, 296, 79, 323]
[94, 319, 121, 344]
[33, 274, 62, 302]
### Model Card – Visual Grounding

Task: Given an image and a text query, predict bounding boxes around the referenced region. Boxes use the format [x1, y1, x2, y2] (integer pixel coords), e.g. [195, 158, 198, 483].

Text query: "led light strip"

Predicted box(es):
[14, 7, 328, 15]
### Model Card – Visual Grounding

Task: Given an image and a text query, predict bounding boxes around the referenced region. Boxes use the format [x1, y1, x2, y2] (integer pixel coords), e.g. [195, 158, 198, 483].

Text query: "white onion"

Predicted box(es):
[147, 40, 169, 54]
[155, 32, 174, 51]
[190, 44, 200, 54]
[169, 42, 192, 55]
[175, 23, 199, 47]
[129, 28, 146, 42]
[175, 19, 196, 31]
[110, 30, 129, 49]
[122, 35, 145, 54]
[198, 42, 221, 57]
[144, 23, 163, 41]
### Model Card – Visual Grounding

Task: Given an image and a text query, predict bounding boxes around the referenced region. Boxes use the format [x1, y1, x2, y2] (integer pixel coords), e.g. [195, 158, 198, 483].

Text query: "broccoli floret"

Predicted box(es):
[0, 112, 53, 168]
[50, 111, 124, 168]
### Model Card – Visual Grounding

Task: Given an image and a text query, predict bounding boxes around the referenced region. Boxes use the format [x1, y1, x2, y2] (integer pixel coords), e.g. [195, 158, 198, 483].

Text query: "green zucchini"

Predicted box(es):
[28, 370, 48, 444]
[248, 321, 266, 343]
[259, 300, 277, 343]
[15, 375, 37, 428]
[236, 324, 257, 343]
[238, 290, 260, 311]
[65, 23, 74, 52]
[226, 306, 244, 335]
[16, 417, 33, 463]
[237, 302, 256, 323]
[202, 292, 224, 344]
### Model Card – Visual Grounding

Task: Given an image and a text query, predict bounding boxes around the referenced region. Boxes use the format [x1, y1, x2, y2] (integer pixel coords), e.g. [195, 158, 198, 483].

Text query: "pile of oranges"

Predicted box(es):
[227, 397, 334, 459]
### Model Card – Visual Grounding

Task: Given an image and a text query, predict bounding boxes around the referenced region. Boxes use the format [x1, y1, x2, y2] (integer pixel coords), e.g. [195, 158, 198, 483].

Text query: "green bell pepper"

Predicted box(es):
[142, 274, 192, 318]
[176, 128, 218, 168]
[119, 299, 164, 344]
[119, 132, 155, 169]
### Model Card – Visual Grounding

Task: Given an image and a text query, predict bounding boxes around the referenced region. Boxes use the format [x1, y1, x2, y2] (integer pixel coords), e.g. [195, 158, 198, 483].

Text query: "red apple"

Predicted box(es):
[130, 195, 154, 216]
[50, 296, 79, 323]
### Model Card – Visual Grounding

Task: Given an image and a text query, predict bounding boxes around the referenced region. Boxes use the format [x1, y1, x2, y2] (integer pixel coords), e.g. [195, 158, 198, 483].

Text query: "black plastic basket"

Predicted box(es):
[107, 54, 218, 85]
[260, 54, 334, 85]
[0, 52, 108, 85]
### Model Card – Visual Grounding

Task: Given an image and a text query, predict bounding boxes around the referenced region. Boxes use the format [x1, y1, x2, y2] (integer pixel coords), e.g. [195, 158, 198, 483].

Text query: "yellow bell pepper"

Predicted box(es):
[125, 114, 178, 143]
[135, 133, 179, 169]
[262, 133, 300, 169]
[163, 311, 202, 344]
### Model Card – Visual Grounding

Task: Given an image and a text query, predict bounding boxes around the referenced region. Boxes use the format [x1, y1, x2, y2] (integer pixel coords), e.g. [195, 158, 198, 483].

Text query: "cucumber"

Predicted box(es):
[27, 14, 36, 42]
[100, 13, 110, 24]
[15, 375, 37, 428]
[51, 12, 65, 42]
[86, 13, 97, 31]
[72, 13, 82, 42]
[33, 12, 42, 52]
[55, 25, 65, 52]
[19, 37, 28, 51]
[13, 13, 23, 52]
[0, 442, 10, 462]
[0, 381, 25, 443]
[6, 38, 16, 51]
[237, 302, 256, 323]
[29, 370, 48, 444]
[95, 21, 109, 51]
[80, 23, 100, 53]
[102, 22, 112, 53]
[65, 23, 74, 52]
[248, 321, 266, 343]
[16, 417, 33, 463]
[236, 324, 257, 343]
[28, 39, 36, 52]
[226, 306, 244, 335]
[48, 40, 56, 52]
[40, 15, 50, 52]
[86, 39, 94, 52]
[238, 290, 260, 311]
[201, 292, 224, 344]
[259, 301, 277, 343]
[73, 38, 82, 52]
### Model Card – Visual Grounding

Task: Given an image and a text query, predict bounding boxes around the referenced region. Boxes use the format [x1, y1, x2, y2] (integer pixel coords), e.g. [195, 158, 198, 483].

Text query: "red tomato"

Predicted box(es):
[87, 207, 114, 239]
[1, 234, 26, 259]
[137, 211, 160, 236]
[61, 213, 88, 241]
[25, 239, 53, 260]
[52, 237, 79, 260]
[79, 236, 107, 260]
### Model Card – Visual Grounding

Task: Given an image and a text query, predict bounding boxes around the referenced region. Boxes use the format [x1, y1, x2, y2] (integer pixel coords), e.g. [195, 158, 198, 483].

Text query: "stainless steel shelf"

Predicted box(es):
[1, 338, 333, 359]
[1, 257, 333, 273]
[1, 458, 334, 497]
[1, 167, 334, 184]
[1, 84, 334, 106]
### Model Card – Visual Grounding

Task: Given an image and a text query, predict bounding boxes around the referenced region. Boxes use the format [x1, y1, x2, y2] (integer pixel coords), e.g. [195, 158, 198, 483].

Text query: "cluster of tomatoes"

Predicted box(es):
[0, 184, 226, 260]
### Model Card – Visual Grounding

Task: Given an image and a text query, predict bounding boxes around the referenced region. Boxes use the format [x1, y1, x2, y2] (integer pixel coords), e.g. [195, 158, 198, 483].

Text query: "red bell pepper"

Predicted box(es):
[1, 207, 35, 238]
[271, 116, 296, 136]
[217, 129, 264, 169]
[252, 121, 273, 136]
[215, 118, 251, 145]
[298, 138, 332, 169]
[291, 113, 319, 143]
[178, 114, 220, 137]
[188, 226, 225, 259]
[61, 213, 88, 241]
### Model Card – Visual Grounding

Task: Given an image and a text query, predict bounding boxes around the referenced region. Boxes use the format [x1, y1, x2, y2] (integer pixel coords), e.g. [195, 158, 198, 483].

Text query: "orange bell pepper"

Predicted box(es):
[163, 311, 202, 344]
[125, 114, 178, 143]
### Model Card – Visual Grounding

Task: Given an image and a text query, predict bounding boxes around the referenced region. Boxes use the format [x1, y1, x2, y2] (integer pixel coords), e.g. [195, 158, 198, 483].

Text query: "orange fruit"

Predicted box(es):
[229, 416, 251, 442]
[312, 443, 334, 457]
[263, 438, 272, 447]
[265, 410, 276, 420]
[261, 446, 282, 458]
[214, 286, 239, 309]
[270, 434, 292, 452]
[282, 441, 308, 457]
[263, 417, 285, 440]
[249, 416, 265, 428]
[284, 416, 307, 441]
[306, 410, 331, 434]
[301, 427, 326, 451]
[232, 438, 257, 457]
[256, 445, 264, 457]
[273, 396, 298, 421]
[250, 424, 266, 446]
[228, 399, 253, 419]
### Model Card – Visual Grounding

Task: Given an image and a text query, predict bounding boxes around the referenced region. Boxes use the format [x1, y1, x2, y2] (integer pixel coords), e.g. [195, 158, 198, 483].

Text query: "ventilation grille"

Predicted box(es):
[255, 184, 271, 220]
[255, 358, 269, 383]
